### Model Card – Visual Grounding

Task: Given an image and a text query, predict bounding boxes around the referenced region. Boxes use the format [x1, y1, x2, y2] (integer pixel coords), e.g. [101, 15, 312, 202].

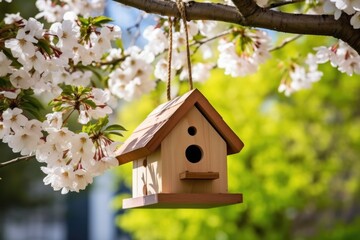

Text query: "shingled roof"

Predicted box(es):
[116, 89, 244, 165]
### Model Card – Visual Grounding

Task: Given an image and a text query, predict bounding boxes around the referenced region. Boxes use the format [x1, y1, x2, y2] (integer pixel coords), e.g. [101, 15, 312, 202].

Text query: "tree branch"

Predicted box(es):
[113, 0, 360, 54]
[0, 155, 35, 169]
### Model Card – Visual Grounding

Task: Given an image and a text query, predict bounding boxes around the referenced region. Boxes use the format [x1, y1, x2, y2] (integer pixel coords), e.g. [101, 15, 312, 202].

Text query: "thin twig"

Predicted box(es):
[269, 34, 302, 52]
[193, 29, 233, 54]
[0, 155, 35, 169]
[127, 13, 145, 46]
[265, 0, 305, 9]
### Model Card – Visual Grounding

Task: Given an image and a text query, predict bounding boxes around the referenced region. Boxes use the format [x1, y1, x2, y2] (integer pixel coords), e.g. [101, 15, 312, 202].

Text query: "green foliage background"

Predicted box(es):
[113, 35, 360, 240]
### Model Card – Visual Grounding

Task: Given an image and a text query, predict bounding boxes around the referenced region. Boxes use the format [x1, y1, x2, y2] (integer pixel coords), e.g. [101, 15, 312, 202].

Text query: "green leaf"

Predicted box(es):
[0, 101, 9, 112]
[2, 48, 22, 68]
[97, 116, 109, 128]
[105, 124, 127, 132]
[193, 34, 206, 42]
[37, 39, 52, 55]
[79, 16, 89, 25]
[21, 103, 44, 120]
[83, 99, 97, 109]
[92, 16, 113, 26]
[106, 131, 124, 137]
[0, 77, 12, 88]
[82, 124, 94, 134]
[22, 95, 44, 111]
[61, 85, 75, 96]
[114, 39, 124, 50]
[82, 116, 110, 134]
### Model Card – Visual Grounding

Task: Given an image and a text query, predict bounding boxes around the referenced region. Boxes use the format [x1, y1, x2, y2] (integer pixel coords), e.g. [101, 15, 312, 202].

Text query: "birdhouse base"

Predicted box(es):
[122, 193, 243, 209]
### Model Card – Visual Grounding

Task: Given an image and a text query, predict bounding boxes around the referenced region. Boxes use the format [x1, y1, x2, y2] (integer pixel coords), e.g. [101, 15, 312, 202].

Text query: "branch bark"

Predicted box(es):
[114, 0, 360, 54]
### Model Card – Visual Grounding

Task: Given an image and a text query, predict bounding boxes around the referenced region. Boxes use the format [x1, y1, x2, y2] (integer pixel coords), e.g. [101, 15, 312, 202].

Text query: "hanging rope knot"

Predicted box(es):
[166, 0, 193, 101]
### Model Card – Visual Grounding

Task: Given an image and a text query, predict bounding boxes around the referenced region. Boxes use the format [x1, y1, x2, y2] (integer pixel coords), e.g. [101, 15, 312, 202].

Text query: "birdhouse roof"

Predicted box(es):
[116, 89, 244, 165]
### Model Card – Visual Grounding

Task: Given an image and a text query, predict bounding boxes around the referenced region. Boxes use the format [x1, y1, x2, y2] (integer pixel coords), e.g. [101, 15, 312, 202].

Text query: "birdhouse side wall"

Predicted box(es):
[132, 150, 162, 198]
[160, 107, 228, 194]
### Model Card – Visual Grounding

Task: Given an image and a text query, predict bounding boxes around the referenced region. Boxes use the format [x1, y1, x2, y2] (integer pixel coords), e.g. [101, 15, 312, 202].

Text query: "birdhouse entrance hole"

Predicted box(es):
[187, 126, 197, 136]
[185, 145, 203, 163]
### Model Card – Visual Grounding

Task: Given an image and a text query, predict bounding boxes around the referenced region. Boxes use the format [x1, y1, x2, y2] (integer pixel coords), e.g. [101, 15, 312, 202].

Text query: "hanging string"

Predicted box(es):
[167, 17, 174, 101]
[176, 0, 193, 90]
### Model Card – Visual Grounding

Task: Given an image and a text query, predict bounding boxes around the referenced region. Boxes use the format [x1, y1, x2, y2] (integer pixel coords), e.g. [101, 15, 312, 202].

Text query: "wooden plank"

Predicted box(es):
[132, 158, 147, 198]
[179, 171, 219, 180]
[146, 150, 162, 195]
[122, 193, 243, 209]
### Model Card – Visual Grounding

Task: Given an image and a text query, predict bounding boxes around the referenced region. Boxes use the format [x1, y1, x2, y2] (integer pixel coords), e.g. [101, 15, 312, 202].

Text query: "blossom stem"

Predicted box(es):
[62, 109, 76, 126]
[0, 155, 35, 169]
[269, 34, 302, 52]
[193, 29, 233, 54]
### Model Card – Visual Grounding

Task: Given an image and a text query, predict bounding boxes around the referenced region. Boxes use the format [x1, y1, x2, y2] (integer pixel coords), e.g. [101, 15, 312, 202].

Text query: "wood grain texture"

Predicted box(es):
[132, 150, 162, 197]
[161, 107, 228, 194]
[122, 193, 243, 209]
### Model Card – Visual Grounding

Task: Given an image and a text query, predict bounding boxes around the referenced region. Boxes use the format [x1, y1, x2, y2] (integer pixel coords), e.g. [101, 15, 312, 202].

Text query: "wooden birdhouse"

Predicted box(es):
[116, 89, 244, 209]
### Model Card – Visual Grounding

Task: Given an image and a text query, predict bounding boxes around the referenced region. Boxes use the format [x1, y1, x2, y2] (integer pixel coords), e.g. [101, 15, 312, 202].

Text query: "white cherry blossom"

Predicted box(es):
[191, 63, 213, 82]
[0, 51, 12, 76]
[0, 89, 20, 99]
[143, 25, 168, 55]
[0, 122, 11, 140]
[5, 36, 36, 59]
[155, 58, 174, 82]
[41, 165, 76, 194]
[2, 108, 28, 132]
[4, 12, 22, 24]
[70, 132, 95, 164]
[49, 20, 79, 50]
[9, 68, 35, 89]
[43, 112, 63, 130]
[350, 12, 360, 28]
[109, 47, 155, 101]
[36, 141, 67, 164]
[6, 119, 43, 155]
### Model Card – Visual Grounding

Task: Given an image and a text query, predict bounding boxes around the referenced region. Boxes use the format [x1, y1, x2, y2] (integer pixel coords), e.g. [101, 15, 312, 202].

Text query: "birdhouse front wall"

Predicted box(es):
[161, 106, 228, 194]
[131, 106, 229, 198]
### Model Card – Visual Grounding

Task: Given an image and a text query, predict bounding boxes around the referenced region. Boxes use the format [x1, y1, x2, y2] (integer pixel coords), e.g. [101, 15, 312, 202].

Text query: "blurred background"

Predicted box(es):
[1, 1, 360, 240]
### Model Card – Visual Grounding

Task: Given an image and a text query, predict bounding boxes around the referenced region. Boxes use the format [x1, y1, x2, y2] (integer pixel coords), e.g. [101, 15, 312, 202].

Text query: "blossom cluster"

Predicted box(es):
[1, 108, 120, 194]
[0, 0, 127, 193]
[322, 0, 360, 29]
[217, 28, 270, 77]
[315, 40, 360, 76]
[278, 54, 323, 96]
[36, 0, 105, 23]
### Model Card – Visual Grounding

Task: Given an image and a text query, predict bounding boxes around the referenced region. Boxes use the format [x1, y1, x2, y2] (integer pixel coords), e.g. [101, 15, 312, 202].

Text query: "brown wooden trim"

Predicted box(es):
[122, 193, 243, 209]
[179, 171, 219, 180]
